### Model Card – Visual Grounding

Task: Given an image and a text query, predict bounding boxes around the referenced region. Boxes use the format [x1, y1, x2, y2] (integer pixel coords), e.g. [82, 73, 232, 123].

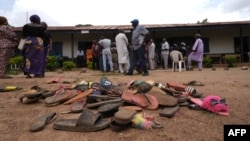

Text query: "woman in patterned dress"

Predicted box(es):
[0, 16, 18, 79]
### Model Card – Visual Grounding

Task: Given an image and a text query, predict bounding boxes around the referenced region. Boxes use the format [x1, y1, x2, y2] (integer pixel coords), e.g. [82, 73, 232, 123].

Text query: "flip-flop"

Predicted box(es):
[121, 90, 136, 104]
[110, 119, 131, 132]
[20, 90, 45, 98]
[241, 66, 248, 70]
[155, 82, 188, 97]
[40, 90, 56, 99]
[45, 89, 78, 106]
[53, 109, 110, 132]
[19, 89, 46, 104]
[87, 94, 119, 101]
[30, 112, 57, 132]
[70, 98, 87, 113]
[86, 98, 122, 108]
[0, 86, 22, 92]
[63, 89, 93, 105]
[149, 87, 178, 107]
[159, 105, 180, 118]
[19, 95, 40, 104]
[73, 84, 89, 92]
[97, 102, 123, 116]
[183, 81, 205, 86]
[188, 103, 202, 110]
[131, 94, 159, 110]
[120, 106, 143, 112]
[114, 107, 137, 125]
[47, 77, 61, 84]
[129, 81, 153, 94]
[61, 98, 87, 114]
[167, 82, 197, 96]
[166, 82, 186, 92]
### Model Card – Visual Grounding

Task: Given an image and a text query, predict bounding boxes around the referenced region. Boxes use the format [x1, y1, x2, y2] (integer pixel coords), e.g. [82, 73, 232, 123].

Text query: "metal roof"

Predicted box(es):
[12, 20, 250, 33]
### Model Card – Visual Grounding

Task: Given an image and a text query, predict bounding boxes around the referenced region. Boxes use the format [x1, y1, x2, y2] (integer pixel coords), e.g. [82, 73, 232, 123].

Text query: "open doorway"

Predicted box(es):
[234, 36, 249, 62]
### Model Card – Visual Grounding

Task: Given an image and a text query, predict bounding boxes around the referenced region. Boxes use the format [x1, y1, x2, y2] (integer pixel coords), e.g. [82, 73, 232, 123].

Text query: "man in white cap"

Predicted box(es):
[125, 19, 150, 76]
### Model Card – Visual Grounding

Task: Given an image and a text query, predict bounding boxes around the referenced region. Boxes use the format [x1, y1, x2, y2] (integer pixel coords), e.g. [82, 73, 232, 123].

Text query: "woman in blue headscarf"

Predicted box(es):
[22, 14, 45, 78]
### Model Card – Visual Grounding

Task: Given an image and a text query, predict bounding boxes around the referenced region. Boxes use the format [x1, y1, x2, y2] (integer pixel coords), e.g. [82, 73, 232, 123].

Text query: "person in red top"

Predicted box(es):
[91, 40, 99, 70]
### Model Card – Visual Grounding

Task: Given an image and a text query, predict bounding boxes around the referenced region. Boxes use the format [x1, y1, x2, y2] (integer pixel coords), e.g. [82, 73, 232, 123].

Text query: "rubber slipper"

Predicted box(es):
[149, 87, 178, 107]
[63, 89, 93, 105]
[129, 81, 153, 94]
[19, 95, 40, 104]
[0, 86, 22, 92]
[30, 112, 57, 132]
[70, 98, 87, 113]
[120, 106, 143, 112]
[166, 82, 186, 92]
[188, 104, 202, 110]
[73, 84, 89, 92]
[40, 90, 56, 99]
[241, 66, 248, 70]
[98, 102, 122, 113]
[183, 81, 205, 86]
[86, 98, 122, 109]
[45, 89, 78, 106]
[110, 118, 131, 132]
[87, 94, 119, 101]
[114, 107, 137, 125]
[131, 94, 159, 110]
[53, 109, 110, 132]
[154, 82, 187, 97]
[178, 101, 189, 106]
[121, 90, 136, 104]
[159, 105, 180, 118]
[47, 77, 61, 84]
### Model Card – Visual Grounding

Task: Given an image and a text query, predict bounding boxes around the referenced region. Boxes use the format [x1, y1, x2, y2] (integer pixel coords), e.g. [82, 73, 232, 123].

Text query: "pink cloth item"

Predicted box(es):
[201, 95, 228, 113]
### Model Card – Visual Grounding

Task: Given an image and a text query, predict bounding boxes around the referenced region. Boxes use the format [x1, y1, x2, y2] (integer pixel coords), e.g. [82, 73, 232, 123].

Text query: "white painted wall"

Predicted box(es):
[51, 27, 250, 58]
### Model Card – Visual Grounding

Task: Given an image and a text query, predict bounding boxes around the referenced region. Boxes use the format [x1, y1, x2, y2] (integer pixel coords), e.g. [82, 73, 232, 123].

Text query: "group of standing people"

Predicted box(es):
[90, 19, 204, 76]
[0, 15, 204, 80]
[90, 19, 150, 76]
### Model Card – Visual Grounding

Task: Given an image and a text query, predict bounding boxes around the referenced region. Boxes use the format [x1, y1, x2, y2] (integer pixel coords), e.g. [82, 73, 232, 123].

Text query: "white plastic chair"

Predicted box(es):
[170, 50, 186, 72]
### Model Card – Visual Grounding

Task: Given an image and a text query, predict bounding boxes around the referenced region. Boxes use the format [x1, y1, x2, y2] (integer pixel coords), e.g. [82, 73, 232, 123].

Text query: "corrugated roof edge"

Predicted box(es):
[12, 20, 250, 32]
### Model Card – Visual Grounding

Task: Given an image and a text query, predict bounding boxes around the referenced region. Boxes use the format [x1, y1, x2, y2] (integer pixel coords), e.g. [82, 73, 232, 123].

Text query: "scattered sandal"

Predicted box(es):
[53, 109, 110, 132]
[30, 112, 57, 132]
[183, 81, 205, 86]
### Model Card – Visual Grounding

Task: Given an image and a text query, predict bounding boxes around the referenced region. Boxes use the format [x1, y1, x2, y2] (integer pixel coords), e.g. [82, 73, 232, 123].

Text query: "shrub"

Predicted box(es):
[87, 61, 93, 69]
[223, 55, 237, 67]
[8, 56, 23, 71]
[8, 56, 23, 66]
[47, 56, 58, 71]
[63, 61, 76, 71]
[203, 57, 212, 68]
